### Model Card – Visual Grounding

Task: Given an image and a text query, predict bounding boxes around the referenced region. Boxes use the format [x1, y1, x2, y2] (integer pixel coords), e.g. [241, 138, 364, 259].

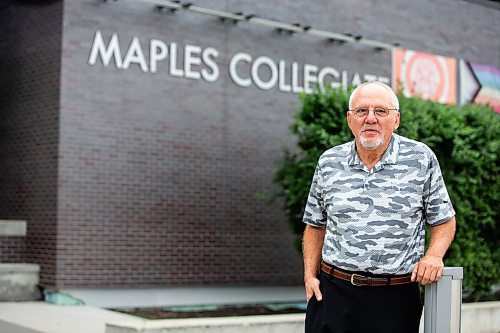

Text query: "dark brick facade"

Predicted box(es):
[1, 0, 499, 288]
[0, 0, 63, 285]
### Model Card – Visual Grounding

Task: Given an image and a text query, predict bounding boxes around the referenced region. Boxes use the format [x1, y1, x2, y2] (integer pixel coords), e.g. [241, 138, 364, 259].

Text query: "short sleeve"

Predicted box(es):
[303, 163, 327, 227]
[423, 152, 456, 226]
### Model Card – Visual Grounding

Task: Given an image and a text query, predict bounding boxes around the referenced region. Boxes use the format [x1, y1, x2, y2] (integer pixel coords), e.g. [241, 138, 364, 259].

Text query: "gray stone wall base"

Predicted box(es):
[106, 314, 304, 333]
[0, 220, 27, 236]
[0, 264, 42, 301]
[105, 301, 500, 333]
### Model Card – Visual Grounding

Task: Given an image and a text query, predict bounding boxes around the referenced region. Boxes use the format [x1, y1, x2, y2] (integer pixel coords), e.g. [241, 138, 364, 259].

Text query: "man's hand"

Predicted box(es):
[305, 275, 322, 302]
[412, 217, 456, 285]
[411, 255, 444, 285]
[303, 225, 326, 302]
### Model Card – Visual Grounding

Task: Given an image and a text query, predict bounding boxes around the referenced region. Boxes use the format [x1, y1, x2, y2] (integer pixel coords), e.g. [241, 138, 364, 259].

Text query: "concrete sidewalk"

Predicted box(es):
[2, 300, 499, 333]
[0, 319, 43, 333]
[0, 302, 144, 333]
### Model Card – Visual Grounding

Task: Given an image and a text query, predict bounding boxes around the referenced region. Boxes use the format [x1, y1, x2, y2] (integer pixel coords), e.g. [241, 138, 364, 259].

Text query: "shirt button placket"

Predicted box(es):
[364, 170, 372, 190]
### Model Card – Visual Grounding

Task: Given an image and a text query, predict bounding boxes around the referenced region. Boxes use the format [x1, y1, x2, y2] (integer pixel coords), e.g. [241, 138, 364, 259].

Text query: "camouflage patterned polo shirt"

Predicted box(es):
[303, 134, 455, 275]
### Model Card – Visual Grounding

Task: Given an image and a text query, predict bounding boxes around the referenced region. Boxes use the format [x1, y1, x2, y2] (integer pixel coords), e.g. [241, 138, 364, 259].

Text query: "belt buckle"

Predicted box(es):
[350, 273, 365, 286]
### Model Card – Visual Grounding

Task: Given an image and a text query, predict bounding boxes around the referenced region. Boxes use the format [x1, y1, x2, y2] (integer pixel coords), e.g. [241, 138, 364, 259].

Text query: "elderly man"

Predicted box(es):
[303, 81, 456, 333]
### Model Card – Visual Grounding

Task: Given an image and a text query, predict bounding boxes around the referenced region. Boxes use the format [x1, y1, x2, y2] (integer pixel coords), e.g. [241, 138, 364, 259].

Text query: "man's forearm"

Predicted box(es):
[303, 224, 326, 281]
[426, 216, 456, 258]
[412, 216, 456, 284]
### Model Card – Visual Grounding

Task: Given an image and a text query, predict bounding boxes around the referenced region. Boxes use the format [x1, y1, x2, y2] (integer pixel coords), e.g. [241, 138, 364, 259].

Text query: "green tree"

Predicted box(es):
[275, 87, 499, 301]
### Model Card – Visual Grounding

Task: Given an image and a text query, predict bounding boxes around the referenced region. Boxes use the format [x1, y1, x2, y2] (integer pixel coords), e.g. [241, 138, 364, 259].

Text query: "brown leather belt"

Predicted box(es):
[321, 262, 412, 286]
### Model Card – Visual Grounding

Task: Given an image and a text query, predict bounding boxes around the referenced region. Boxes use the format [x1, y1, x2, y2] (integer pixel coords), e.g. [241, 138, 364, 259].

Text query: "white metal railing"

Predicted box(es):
[424, 267, 464, 333]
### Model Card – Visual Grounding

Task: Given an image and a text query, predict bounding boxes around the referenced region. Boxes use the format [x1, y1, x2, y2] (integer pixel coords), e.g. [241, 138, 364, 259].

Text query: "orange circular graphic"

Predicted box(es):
[405, 53, 446, 101]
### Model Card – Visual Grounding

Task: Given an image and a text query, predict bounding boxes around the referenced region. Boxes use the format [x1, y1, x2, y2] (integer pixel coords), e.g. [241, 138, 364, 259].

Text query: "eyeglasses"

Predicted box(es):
[350, 106, 398, 118]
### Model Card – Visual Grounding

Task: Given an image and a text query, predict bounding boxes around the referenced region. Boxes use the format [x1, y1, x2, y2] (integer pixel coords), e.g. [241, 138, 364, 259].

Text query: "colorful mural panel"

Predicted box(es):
[392, 49, 457, 104]
[460, 60, 500, 113]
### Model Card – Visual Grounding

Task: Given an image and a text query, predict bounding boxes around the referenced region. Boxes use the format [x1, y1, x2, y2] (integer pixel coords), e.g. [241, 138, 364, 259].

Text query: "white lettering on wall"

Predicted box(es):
[201, 47, 220, 82]
[318, 67, 340, 90]
[278, 60, 291, 92]
[377, 76, 390, 84]
[291, 62, 304, 93]
[229, 52, 252, 87]
[122, 37, 148, 72]
[150, 39, 168, 73]
[252, 56, 278, 90]
[351, 72, 362, 86]
[88, 30, 391, 93]
[184, 44, 202, 80]
[88, 31, 123, 68]
[169, 43, 184, 77]
[303, 64, 318, 94]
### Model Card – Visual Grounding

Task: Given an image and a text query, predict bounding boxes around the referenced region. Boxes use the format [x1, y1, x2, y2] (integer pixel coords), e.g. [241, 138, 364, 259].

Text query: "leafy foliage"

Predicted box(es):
[274, 87, 499, 301]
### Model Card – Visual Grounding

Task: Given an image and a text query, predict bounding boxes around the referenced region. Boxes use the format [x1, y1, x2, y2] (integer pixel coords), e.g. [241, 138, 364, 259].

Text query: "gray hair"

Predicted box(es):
[348, 81, 399, 111]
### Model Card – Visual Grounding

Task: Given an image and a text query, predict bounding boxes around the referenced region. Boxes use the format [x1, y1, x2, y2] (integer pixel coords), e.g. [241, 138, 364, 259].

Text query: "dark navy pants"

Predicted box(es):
[305, 271, 422, 333]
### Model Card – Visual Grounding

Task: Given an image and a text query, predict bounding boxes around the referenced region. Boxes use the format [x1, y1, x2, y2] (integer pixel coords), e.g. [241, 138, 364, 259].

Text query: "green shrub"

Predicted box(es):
[274, 86, 499, 301]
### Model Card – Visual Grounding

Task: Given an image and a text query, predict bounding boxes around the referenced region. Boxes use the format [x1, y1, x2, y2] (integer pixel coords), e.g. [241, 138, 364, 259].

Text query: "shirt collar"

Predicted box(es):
[348, 134, 400, 167]
[382, 134, 399, 165]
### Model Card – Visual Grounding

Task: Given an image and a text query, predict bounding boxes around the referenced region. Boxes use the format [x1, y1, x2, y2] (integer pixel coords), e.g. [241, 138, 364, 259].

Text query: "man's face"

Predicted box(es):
[347, 84, 400, 152]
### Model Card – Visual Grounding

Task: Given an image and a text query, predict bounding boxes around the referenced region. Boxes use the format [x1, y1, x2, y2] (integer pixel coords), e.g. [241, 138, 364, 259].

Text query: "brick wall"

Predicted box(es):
[1, 0, 498, 288]
[0, 0, 63, 285]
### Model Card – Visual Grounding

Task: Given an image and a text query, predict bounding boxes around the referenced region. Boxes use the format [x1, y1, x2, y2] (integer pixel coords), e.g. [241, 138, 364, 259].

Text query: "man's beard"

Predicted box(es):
[359, 129, 385, 150]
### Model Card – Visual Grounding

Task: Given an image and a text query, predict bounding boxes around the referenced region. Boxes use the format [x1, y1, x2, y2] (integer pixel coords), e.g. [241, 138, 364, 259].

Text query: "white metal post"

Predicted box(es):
[424, 267, 464, 333]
